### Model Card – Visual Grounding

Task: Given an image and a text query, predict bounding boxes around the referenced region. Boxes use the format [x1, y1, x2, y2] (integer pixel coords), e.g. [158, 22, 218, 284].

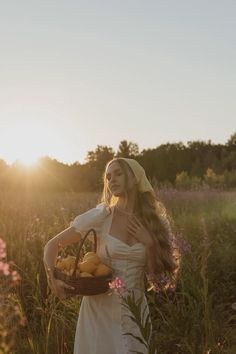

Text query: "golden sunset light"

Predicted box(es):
[1, 118, 75, 166]
[0, 1, 235, 353]
[2, 121, 45, 165]
[17, 156, 39, 168]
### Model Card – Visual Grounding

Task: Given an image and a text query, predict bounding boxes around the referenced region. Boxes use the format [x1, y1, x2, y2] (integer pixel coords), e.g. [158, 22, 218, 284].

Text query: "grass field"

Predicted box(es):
[1, 190, 236, 354]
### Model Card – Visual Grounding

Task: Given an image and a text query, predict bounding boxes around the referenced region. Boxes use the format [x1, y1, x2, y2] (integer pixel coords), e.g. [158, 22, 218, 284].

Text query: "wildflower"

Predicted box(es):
[108, 277, 126, 296]
[0, 238, 25, 352]
[0, 238, 6, 259]
[0, 261, 10, 276]
[170, 232, 191, 255]
[146, 272, 176, 293]
[11, 270, 21, 283]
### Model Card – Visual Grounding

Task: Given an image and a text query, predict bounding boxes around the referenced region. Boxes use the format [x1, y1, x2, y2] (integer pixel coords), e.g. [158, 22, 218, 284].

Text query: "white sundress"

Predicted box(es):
[71, 203, 155, 354]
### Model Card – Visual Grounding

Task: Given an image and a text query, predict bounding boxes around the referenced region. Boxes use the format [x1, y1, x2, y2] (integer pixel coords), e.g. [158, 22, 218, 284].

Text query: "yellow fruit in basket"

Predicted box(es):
[94, 264, 112, 276]
[57, 259, 68, 271]
[56, 259, 64, 271]
[83, 253, 101, 265]
[83, 251, 96, 259]
[56, 255, 78, 272]
[63, 256, 76, 271]
[80, 272, 94, 277]
[79, 260, 97, 274]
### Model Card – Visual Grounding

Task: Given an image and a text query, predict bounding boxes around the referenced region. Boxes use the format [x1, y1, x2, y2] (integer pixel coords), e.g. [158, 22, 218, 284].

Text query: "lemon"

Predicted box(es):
[79, 260, 97, 274]
[94, 264, 112, 276]
[83, 253, 101, 265]
[60, 256, 76, 271]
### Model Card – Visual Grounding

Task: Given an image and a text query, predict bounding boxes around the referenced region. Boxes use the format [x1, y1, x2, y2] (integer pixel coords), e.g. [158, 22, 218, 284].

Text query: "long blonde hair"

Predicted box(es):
[101, 158, 178, 277]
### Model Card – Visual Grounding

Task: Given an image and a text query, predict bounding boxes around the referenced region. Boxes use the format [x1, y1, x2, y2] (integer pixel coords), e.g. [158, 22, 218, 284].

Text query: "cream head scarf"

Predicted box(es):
[112, 157, 154, 193]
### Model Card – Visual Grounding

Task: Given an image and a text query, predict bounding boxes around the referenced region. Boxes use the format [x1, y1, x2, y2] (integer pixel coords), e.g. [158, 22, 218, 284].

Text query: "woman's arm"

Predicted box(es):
[43, 226, 82, 286]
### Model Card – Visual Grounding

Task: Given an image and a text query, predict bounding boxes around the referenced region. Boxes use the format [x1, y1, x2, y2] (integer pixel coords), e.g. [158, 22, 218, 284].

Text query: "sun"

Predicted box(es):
[1, 119, 56, 167]
[18, 155, 39, 167]
[1, 116, 74, 166]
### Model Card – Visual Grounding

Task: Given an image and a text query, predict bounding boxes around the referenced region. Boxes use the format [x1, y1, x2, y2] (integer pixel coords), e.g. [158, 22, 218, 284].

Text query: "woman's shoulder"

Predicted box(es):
[94, 202, 112, 217]
[95, 202, 111, 215]
[70, 202, 111, 231]
[77, 202, 111, 222]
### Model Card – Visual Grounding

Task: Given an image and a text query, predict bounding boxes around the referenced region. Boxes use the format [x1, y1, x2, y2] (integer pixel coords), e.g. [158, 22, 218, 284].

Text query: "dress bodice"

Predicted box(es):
[98, 234, 147, 292]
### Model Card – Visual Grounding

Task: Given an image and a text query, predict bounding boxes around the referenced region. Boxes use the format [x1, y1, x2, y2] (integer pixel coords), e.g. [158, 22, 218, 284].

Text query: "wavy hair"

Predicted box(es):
[101, 158, 179, 279]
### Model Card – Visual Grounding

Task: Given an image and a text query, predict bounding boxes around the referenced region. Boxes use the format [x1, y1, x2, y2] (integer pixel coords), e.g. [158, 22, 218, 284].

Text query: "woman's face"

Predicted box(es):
[105, 161, 136, 196]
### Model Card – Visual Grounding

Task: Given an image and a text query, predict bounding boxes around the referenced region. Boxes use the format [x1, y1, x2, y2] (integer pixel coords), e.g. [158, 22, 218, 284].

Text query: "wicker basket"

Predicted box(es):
[54, 228, 113, 296]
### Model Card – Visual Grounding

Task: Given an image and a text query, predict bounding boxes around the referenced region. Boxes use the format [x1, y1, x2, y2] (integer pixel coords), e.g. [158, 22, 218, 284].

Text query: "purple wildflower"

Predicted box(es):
[170, 232, 191, 255]
[146, 272, 176, 293]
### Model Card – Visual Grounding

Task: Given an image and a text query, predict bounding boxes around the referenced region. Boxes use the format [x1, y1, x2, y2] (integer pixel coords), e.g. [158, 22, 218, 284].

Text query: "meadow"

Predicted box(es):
[0, 189, 236, 354]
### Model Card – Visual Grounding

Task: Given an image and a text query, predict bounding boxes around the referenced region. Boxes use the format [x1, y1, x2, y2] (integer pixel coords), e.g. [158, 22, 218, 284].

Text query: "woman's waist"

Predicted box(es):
[111, 271, 145, 291]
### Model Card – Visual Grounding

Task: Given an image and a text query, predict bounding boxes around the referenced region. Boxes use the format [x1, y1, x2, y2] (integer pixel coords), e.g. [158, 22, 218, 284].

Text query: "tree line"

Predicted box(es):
[0, 133, 236, 192]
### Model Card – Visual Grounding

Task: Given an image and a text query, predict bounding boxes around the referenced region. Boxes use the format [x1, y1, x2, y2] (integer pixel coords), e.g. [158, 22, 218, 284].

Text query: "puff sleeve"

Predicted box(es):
[70, 202, 111, 240]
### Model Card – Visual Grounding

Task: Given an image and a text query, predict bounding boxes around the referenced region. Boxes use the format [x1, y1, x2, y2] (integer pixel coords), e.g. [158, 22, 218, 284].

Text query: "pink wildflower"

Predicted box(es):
[11, 270, 21, 282]
[0, 261, 10, 276]
[109, 277, 126, 295]
[0, 238, 6, 259]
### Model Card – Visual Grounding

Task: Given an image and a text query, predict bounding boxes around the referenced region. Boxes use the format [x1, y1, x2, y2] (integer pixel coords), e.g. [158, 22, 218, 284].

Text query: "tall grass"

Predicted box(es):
[0, 190, 235, 353]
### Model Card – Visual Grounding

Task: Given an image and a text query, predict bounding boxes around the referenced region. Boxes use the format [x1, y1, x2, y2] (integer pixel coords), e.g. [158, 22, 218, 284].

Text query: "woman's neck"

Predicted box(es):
[115, 194, 136, 214]
[115, 204, 135, 216]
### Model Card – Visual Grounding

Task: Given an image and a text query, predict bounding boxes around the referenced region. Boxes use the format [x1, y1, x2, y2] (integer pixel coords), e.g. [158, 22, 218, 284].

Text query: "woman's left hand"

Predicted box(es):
[127, 216, 154, 247]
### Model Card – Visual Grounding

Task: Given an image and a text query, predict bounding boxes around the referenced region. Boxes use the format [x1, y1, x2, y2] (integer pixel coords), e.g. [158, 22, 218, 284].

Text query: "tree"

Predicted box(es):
[86, 145, 114, 164]
[116, 140, 139, 158]
[203, 168, 225, 188]
[175, 171, 191, 189]
[226, 132, 236, 147]
[190, 176, 202, 190]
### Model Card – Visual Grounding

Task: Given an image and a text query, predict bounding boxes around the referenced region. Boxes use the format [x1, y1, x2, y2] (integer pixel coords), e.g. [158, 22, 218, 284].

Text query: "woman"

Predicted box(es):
[43, 157, 178, 354]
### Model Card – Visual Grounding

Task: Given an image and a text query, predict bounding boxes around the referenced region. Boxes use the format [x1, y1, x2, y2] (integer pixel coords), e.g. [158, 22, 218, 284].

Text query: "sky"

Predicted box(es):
[0, 0, 235, 166]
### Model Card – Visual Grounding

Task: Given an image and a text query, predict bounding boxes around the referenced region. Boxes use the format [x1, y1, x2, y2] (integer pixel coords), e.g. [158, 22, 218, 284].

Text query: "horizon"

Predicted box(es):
[1, 131, 234, 167]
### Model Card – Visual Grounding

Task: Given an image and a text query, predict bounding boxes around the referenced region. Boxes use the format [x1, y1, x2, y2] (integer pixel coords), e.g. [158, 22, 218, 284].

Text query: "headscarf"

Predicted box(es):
[111, 157, 154, 193]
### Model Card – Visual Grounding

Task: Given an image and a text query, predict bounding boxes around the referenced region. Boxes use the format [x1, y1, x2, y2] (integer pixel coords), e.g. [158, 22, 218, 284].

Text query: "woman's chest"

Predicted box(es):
[97, 234, 146, 266]
[109, 215, 136, 246]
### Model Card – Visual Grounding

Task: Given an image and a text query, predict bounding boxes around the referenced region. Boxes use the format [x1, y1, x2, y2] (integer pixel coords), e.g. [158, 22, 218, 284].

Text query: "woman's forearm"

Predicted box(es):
[43, 240, 59, 284]
[43, 226, 81, 284]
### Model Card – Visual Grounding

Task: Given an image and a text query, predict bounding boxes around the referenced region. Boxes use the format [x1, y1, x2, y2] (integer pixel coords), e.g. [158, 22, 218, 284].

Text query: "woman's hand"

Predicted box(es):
[127, 215, 154, 247]
[49, 278, 74, 300]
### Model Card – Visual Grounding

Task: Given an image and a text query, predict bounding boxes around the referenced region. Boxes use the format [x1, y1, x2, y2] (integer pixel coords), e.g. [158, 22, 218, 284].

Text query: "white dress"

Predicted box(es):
[71, 203, 154, 354]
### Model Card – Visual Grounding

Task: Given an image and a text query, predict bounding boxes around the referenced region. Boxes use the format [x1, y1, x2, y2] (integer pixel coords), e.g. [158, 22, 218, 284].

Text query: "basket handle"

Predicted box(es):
[72, 228, 97, 279]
